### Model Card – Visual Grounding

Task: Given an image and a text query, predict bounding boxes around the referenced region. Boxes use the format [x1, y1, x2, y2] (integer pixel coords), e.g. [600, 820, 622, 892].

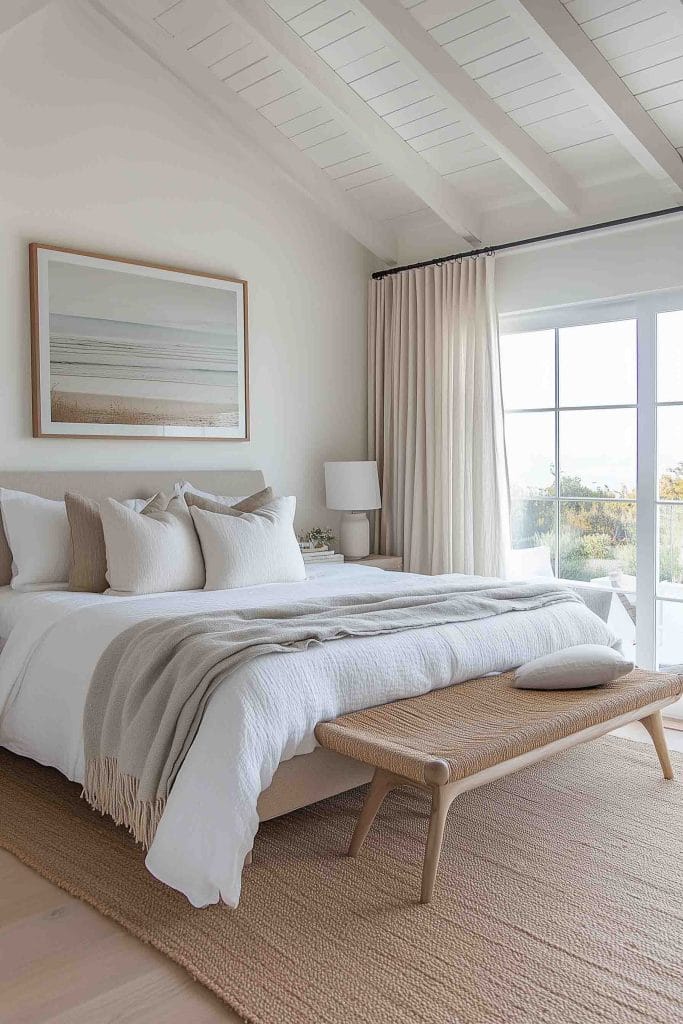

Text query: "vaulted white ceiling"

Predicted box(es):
[13, 0, 683, 263]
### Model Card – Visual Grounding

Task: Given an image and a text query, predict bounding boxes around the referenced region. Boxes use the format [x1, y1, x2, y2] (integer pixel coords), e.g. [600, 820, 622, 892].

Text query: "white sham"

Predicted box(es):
[190, 496, 305, 591]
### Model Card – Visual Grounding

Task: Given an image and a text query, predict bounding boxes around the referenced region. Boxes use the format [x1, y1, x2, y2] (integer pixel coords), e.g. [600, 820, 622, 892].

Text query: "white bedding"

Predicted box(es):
[0, 565, 618, 907]
[0, 585, 79, 648]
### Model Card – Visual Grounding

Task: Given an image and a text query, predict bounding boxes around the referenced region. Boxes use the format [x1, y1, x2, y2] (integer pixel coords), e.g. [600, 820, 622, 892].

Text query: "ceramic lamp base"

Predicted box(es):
[339, 511, 370, 559]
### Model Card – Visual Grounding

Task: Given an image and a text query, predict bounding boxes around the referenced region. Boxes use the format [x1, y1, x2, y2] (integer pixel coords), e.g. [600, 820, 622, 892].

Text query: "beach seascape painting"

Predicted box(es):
[30, 244, 248, 439]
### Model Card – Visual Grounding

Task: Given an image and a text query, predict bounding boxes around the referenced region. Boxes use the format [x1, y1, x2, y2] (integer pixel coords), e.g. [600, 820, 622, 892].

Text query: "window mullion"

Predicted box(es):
[636, 307, 657, 669]
[554, 327, 560, 576]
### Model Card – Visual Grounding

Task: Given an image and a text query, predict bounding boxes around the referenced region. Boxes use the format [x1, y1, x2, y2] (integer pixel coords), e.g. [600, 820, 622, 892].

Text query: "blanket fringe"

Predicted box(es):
[82, 758, 165, 850]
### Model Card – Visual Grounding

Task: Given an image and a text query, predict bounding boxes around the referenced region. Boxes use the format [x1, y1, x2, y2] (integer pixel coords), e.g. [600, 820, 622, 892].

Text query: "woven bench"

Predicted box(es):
[315, 668, 682, 904]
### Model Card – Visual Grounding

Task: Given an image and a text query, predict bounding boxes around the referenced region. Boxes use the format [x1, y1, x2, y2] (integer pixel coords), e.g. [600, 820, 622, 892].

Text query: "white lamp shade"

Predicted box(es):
[325, 461, 381, 511]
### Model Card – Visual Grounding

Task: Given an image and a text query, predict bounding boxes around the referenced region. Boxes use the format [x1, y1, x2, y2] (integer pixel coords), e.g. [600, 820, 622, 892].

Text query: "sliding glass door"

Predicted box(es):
[656, 310, 683, 675]
[500, 294, 683, 710]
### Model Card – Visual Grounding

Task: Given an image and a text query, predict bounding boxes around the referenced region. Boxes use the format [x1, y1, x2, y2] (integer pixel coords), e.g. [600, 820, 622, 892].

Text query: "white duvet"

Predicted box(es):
[0, 565, 617, 907]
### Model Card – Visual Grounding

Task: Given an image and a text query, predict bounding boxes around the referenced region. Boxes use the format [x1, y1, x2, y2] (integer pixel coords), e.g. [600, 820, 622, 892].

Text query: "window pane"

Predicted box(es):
[571, 582, 636, 663]
[560, 409, 636, 497]
[657, 405, 683, 500]
[658, 505, 683, 586]
[510, 499, 556, 576]
[559, 320, 636, 407]
[657, 600, 683, 674]
[505, 411, 555, 497]
[657, 310, 683, 404]
[559, 500, 636, 583]
[500, 330, 554, 410]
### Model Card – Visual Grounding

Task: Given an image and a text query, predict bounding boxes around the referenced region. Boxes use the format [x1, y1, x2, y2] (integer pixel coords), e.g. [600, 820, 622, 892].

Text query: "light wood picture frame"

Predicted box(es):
[29, 243, 249, 440]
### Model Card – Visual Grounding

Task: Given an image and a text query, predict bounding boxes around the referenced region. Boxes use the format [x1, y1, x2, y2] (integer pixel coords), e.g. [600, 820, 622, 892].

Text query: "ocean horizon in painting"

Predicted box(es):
[49, 312, 240, 427]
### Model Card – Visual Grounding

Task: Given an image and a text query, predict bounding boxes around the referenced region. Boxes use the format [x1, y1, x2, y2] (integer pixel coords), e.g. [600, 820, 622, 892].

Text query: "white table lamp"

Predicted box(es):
[324, 461, 381, 559]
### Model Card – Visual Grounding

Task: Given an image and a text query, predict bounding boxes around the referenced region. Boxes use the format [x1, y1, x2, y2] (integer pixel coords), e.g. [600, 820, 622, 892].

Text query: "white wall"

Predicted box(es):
[496, 216, 683, 315]
[0, 1, 375, 532]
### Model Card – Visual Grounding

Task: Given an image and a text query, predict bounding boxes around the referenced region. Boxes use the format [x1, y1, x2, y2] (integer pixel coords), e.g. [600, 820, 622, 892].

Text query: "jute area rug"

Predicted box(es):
[1, 738, 681, 1024]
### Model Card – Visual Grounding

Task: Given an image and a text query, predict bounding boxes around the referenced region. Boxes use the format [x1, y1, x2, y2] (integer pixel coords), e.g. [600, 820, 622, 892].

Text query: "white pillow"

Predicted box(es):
[124, 498, 151, 513]
[513, 644, 634, 690]
[174, 481, 244, 507]
[0, 489, 152, 592]
[0, 488, 71, 591]
[190, 496, 306, 590]
[101, 493, 205, 595]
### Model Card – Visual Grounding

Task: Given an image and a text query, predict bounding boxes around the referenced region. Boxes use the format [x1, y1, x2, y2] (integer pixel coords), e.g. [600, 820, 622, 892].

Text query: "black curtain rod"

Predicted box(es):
[372, 203, 683, 280]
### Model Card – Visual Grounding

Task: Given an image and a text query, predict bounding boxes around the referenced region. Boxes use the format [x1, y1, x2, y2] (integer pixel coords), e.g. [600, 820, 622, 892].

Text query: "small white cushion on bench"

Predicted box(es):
[514, 645, 634, 690]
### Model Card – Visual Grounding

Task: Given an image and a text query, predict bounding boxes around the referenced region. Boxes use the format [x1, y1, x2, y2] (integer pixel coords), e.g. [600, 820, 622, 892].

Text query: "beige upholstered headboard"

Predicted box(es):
[0, 469, 265, 587]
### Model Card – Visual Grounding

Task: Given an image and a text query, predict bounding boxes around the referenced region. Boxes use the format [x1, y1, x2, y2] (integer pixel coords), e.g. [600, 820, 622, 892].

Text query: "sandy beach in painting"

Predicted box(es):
[50, 390, 239, 427]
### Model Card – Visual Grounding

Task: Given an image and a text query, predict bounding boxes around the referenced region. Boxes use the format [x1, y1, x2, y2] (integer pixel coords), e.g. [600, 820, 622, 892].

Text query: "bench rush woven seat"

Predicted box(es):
[315, 668, 682, 903]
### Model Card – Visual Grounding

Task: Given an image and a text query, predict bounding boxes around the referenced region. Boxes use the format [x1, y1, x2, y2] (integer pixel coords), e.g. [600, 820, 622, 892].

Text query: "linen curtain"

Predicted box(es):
[368, 255, 509, 577]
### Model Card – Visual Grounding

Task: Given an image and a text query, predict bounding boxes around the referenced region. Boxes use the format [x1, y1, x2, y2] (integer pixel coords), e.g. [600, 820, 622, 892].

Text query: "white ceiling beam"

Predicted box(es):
[356, 0, 579, 216]
[228, 0, 484, 243]
[501, 0, 683, 194]
[0, 0, 53, 35]
[88, 0, 397, 263]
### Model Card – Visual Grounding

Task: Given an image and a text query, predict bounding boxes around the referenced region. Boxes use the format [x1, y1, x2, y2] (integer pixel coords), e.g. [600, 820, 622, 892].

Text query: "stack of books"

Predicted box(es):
[300, 549, 344, 564]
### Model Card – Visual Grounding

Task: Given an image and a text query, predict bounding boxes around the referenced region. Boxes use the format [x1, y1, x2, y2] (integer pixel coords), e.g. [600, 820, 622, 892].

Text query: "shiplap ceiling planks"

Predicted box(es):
[79, 0, 683, 257]
[501, 0, 683, 192]
[0, 0, 53, 35]
[226, 0, 486, 240]
[89, 0, 398, 261]
[661, 1, 683, 31]
[355, 0, 579, 213]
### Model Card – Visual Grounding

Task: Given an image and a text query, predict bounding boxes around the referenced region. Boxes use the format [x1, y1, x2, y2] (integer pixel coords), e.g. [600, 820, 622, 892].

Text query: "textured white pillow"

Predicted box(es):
[174, 481, 244, 507]
[101, 493, 205, 595]
[190, 496, 306, 590]
[513, 645, 634, 690]
[0, 488, 71, 591]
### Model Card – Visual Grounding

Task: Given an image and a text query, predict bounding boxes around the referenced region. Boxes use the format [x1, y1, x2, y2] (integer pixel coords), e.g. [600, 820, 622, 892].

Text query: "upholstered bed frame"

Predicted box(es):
[0, 470, 372, 821]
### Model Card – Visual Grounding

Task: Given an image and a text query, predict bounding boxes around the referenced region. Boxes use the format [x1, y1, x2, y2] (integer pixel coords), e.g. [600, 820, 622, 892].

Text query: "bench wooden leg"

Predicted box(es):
[348, 768, 396, 857]
[420, 786, 451, 905]
[640, 710, 674, 780]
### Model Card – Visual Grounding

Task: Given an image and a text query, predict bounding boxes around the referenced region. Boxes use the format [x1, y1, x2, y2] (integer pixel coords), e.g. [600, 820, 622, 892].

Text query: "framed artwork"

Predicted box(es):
[29, 243, 249, 440]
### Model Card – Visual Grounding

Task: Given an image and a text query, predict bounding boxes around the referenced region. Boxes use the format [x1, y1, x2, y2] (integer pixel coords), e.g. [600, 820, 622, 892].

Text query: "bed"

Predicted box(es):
[0, 470, 620, 908]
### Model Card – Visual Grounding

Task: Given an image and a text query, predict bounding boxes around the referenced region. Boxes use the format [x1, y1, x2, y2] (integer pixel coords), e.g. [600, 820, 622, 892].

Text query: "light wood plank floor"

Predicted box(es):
[2, 728, 682, 1024]
[0, 850, 243, 1023]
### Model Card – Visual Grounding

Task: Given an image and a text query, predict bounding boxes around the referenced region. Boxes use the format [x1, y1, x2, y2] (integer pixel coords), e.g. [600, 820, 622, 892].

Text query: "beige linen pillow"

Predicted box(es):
[65, 493, 108, 593]
[184, 486, 273, 516]
[190, 496, 305, 591]
[513, 645, 634, 690]
[101, 493, 205, 596]
[0, 523, 11, 587]
[65, 493, 153, 593]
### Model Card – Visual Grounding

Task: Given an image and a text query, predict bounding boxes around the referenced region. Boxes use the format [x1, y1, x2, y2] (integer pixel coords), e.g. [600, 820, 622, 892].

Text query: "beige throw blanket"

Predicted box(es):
[83, 580, 581, 847]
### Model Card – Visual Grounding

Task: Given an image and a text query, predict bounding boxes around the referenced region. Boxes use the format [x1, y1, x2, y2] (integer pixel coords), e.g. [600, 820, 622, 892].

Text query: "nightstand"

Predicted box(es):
[348, 554, 403, 571]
